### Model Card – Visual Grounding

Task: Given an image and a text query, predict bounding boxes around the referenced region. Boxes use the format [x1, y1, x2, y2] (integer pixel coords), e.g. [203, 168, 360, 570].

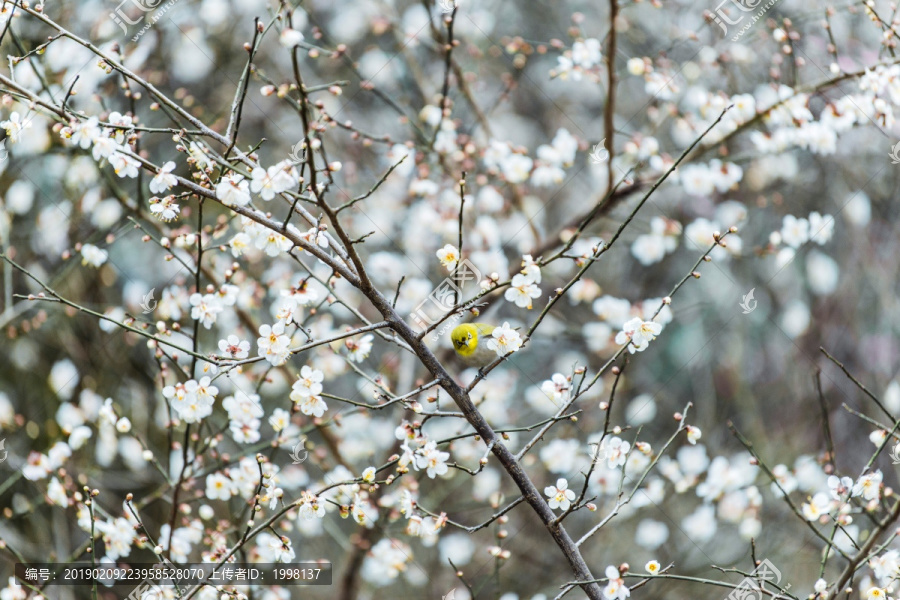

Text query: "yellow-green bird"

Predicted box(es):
[450, 323, 496, 371]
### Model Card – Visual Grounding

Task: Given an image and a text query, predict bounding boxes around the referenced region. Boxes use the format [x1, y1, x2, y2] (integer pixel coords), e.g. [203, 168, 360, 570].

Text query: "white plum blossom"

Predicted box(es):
[295, 393, 328, 418]
[222, 390, 263, 444]
[869, 429, 888, 447]
[63, 117, 101, 149]
[686, 425, 702, 445]
[259, 532, 296, 562]
[520, 254, 542, 283]
[555, 38, 602, 79]
[532, 129, 576, 187]
[631, 231, 668, 266]
[149, 161, 178, 194]
[531, 164, 566, 187]
[540, 438, 581, 473]
[436, 244, 459, 271]
[206, 472, 235, 501]
[190, 293, 223, 329]
[255, 229, 294, 257]
[540, 373, 571, 406]
[419, 105, 442, 126]
[631, 217, 680, 266]
[222, 390, 263, 424]
[0, 577, 25, 600]
[218, 335, 250, 359]
[149, 195, 180, 221]
[163, 377, 218, 424]
[80, 244, 108, 267]
[487, 322, 522, 355]
[109, 151, 140, 178]
[92, 136, 119, 160]
[1, 112, 31, 143]
[679, 164, 716, 197]
[887, 380, 900, 414]
[852, 471, 883, 501]
[808, 211, 835, 244]
[280, 282, 319, 315]
[504, 274, 541, 309]
[387, 143, 415, 176]
[635, 519, 669, 549]
[708, 159, 743, 192]
[106, 112, 133, 143]
[415, 441, 449, 479]
[409, 178, 439, 196]
[346, 334, 374, 362]
[47, 477, 68, 507]
[434, 120, 459, 154]
[483, 139, 511, 170]
[870, 551, 900, 585]
[361, 538, 412, 585]
[250, 163, 298, 200]
[681, 504, 717, 542]
[216, 173, 251, 207]
[280, 28, 305, 47]
[23, 452, 51, 481]
[290, 366, 328, 417]
[593, 296, 632, 327]
[572, 39, 602, 68]
[781, 214, 810, 248]
[627, 58, 646, 75]
[867, 588, 888, 600]
[544, 478, 576, 511]
[268, 408, 291, 432]
[184, 377, 219, 405]
[501, 153, 534, 183]
[297, 491, 326, 520]
[615, 317, 662, 353]
[802, 492, 834, 521]
[605, 437, 630, 469]
[257, 322, 291, 366]
[827, 475, 854, 501]
[230, 418, 261, 443]
[684, 218, 721, 253]
[292, 365, 324, 397]
[301, 226, 329, 248]
[603, 565, 630, 600]
[98, 517, 135, 560]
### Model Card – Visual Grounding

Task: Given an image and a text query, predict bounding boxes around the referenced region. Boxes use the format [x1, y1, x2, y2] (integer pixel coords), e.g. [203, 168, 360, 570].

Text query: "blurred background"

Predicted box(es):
[0, 0, 899, 598]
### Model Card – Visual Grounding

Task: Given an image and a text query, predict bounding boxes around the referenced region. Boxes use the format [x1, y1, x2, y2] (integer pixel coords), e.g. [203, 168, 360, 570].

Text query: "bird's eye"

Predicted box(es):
[467, 333, 472, 339]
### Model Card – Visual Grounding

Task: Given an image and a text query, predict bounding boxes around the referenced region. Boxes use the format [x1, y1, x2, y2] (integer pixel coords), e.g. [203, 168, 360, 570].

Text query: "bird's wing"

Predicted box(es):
[475, 323, 495, 337]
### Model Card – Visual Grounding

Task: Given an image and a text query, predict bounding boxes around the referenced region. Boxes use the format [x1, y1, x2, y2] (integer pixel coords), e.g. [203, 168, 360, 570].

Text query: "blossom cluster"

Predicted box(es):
[3, 0, 900, 598]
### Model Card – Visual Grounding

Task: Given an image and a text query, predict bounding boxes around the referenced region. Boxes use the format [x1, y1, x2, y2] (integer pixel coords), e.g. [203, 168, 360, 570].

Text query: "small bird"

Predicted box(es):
[450, 323, 497, 371]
